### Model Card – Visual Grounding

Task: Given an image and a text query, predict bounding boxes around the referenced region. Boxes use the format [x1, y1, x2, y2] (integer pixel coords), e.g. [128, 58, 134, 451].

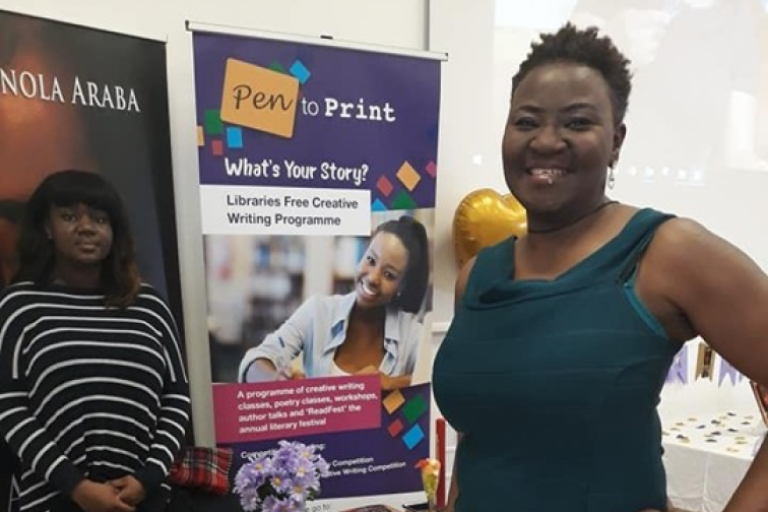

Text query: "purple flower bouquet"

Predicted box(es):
[234, 440, 330, 512]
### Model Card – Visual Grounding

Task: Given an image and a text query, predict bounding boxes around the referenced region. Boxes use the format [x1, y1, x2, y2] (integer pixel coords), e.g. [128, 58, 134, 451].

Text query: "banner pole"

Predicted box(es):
[186, 20, 448, 62]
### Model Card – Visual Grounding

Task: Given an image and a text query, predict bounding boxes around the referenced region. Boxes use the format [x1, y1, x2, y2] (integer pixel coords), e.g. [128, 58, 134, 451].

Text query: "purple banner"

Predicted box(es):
[193, 32, 440, 211]
[224, 384, 431, 499]
[191, 31, 441, 507]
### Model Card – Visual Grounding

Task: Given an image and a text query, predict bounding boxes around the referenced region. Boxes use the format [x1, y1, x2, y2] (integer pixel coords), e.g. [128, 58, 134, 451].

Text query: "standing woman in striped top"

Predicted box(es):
[0, 170, 191, 512]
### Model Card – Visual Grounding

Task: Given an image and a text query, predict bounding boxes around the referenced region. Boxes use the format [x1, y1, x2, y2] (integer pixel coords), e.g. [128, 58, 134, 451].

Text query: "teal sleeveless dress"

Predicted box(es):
[433, 208, 679, 512]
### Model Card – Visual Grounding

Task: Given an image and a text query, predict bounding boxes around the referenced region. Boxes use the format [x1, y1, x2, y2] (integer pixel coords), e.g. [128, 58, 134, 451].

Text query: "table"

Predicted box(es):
[662, 412, 766, 512]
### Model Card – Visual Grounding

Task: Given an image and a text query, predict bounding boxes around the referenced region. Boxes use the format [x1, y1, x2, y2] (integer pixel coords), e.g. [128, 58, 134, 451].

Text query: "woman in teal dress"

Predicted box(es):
[433, 24, 768, 512]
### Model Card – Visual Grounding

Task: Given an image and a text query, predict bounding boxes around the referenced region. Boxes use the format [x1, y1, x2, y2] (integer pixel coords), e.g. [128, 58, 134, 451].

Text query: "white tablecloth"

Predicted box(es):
[662, 412, 766, 512]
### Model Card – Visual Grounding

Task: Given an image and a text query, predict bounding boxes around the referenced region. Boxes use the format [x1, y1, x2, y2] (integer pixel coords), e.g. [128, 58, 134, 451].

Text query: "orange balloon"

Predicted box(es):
[452, 188, 527, 268]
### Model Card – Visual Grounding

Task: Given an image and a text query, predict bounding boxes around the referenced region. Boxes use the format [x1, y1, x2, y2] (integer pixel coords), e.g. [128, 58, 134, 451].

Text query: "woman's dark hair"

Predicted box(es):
[14, 170, 141, 307]
[375, 215, 430, 314]
[512, 23, 633, 125]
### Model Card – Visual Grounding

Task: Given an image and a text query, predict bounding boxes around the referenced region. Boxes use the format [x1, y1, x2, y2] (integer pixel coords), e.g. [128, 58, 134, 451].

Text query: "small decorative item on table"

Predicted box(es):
[415, 458, 441, 512]
[234, 440, 330, 512]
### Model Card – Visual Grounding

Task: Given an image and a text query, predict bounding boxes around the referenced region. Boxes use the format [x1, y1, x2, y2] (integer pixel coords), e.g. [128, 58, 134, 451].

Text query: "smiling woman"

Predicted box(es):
[433, 22, 768, 512]
[503, 57, 627, 229]
[238, 215, 429, 390]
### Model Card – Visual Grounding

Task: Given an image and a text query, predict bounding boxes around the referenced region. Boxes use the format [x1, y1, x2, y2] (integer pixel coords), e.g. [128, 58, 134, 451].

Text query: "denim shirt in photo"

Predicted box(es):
[238, 292, 423, 381]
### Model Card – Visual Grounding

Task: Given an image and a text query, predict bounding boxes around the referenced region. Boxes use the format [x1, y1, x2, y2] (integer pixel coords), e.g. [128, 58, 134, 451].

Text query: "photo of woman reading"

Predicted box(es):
[238, 215, 429, 391]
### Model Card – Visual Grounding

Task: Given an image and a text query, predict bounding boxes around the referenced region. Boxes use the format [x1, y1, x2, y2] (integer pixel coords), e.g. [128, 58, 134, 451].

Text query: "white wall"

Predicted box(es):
[428, 0, 499, 324]
[0, 0, 429, 444]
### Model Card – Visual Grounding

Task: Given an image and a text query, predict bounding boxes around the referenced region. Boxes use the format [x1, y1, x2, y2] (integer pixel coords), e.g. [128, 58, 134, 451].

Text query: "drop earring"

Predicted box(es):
[607, 165, 616, 190]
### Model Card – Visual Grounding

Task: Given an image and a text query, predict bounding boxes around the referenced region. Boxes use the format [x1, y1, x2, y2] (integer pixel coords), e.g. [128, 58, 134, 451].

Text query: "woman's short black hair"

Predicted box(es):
[374, 215, 430, 314]
[512, 23, 633, 125]
[14, 169, 141, 307]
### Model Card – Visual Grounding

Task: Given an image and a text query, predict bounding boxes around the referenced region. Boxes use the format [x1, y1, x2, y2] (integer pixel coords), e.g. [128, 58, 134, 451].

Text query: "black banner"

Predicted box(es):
[0, 10, 182, 511]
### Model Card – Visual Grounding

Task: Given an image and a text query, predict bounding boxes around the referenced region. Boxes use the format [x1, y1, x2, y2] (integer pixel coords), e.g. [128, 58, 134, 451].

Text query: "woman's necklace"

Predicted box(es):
[527, 200, 618, 235]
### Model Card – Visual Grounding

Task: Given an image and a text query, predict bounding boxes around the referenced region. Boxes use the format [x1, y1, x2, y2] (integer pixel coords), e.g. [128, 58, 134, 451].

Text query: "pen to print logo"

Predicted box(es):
[220, 58, 300, 139]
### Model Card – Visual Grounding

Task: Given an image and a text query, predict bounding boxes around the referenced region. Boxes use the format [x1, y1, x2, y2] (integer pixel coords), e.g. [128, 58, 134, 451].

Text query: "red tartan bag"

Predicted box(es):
[168, 447, 233, 495]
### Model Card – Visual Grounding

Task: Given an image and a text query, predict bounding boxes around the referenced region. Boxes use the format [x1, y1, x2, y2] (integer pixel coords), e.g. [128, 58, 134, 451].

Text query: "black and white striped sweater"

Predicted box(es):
[0, 282, 191, 512]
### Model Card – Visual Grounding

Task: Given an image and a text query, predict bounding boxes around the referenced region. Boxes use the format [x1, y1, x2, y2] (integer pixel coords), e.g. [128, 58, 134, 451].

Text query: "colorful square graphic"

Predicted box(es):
[211, 139, 223, 156]
[402, 424, 425, 450]
[390, 190, 417, 210]
[387, 418, 404, 437]
[226, 127, 243, 149]
[196, 126, 205, 147]
[372, 198, 388, 212]
[402, 395, 428, 423]
[376, 176, 394, 197]
[204, 109, 223, 135]
[289, 59, 311, 84]
[382, 389, 406, 414]
[269, 61, 287, 74]
[396, 161, 421, 191]
[425, 161, 437, 178]
[220, 58, 300, 139]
